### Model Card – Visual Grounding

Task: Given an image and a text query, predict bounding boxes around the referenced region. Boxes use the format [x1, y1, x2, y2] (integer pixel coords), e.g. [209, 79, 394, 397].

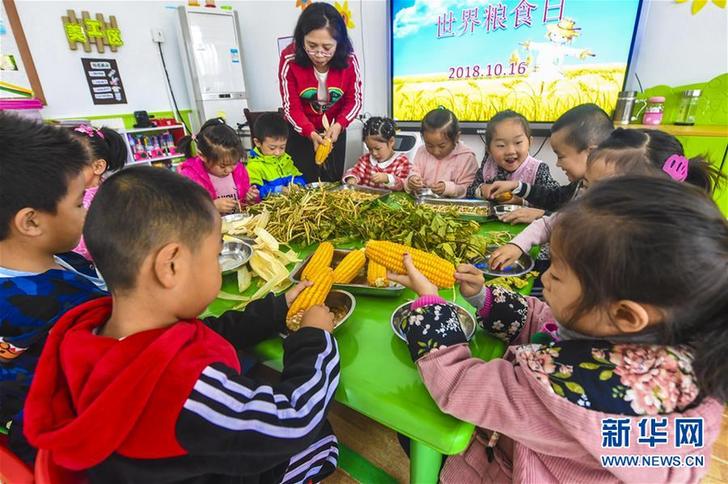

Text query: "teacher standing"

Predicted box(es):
[278, 2, 362, 183]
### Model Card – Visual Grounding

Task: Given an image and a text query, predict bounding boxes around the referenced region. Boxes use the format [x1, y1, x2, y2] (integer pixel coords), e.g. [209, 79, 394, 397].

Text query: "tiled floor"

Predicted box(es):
[325, 404, 728, 483]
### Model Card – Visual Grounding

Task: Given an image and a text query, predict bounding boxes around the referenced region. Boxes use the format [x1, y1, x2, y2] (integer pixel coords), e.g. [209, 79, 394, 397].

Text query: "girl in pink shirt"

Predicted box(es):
[70, 125, 128, 261]
[406, 108, 478, 198]
[178, 118, 255, 214]
[389, 176, 726, 483]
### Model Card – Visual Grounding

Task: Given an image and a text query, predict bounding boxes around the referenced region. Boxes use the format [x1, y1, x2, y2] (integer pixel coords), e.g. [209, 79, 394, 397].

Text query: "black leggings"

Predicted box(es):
[286, 127, 347, 183]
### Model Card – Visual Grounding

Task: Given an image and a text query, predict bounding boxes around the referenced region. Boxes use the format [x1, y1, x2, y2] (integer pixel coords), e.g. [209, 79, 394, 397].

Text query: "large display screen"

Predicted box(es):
[390, 0, 643, 124]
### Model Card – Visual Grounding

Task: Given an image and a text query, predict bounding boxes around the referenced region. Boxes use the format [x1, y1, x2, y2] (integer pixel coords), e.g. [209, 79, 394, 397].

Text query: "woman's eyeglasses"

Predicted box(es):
[305, 48, 334, 58]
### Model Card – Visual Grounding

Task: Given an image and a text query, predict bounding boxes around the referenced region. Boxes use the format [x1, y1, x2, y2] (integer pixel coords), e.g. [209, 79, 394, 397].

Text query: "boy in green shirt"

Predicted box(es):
[247, 113, 306, 198]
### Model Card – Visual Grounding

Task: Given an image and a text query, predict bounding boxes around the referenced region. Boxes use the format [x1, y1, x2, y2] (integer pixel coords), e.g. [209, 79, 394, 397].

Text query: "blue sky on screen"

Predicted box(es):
[392, 0, 641, 77]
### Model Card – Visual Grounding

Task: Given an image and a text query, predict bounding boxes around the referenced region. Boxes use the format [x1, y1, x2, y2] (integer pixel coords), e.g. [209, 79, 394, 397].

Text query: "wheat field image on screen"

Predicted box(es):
[393, 64, 625, 122]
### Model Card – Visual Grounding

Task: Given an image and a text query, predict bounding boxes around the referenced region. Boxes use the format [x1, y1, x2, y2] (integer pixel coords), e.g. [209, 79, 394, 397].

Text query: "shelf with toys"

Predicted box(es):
[122, 122, 187, 168]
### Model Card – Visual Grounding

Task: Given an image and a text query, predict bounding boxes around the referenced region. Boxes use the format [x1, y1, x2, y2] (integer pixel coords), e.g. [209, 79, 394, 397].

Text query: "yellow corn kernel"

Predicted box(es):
[495, 191, 513, 203]
[332, 249, 366, 284]
[315, 138, 332, 165]
[287, 267, 334, 322]
[301, 242, 334, 281]
[367, 260, 389, 287]
[364, 240, 455, 288]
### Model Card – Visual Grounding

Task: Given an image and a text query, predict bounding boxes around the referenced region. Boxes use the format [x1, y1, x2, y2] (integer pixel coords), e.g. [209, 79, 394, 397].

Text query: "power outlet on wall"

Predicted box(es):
[151, 28, 165, 43]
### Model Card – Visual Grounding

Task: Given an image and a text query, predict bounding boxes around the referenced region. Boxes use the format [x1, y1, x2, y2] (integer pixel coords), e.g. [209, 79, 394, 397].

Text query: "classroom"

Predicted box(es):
[1, 0, 727, 483]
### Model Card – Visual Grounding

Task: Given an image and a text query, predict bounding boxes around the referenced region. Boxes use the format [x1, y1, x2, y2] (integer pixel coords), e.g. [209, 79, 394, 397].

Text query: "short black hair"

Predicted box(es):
[177, 117, 244, 164]
[84, 167, 217, 292]
[552, 176, 728, 401]
[421, 107, 459, 142]
[363, 116, 397, 141]
[588, 128, 722, 193]
[485, 110, 531, 149]
[0, 112, 90, 240]
[293, 2, 353, 70]
[70, 126, 129, 172]
[551, 103, 614, 152]
[253, 112, 289, 142]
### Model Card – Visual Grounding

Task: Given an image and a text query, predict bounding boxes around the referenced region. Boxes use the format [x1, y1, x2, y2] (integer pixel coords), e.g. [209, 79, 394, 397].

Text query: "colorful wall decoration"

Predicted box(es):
[61, 10, 123, 53]
[675, 0, 726, 15]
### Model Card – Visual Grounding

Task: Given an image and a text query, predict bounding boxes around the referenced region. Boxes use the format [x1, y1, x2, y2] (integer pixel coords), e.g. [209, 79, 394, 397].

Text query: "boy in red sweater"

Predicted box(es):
[23, 167, 340, 483]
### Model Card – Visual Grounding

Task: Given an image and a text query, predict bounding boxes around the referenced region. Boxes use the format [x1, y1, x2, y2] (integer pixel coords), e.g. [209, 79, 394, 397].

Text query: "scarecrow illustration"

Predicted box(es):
[520, 18, 595, 80]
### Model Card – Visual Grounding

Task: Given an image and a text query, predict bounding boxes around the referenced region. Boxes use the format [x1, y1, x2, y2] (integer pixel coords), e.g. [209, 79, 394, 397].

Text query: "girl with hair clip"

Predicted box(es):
[391, 176, 727, 483]
[582, 128, 721, 192]
[178, 118, 255, 214]
[70, 124, 128, 261]
[343, 116, 410, 190]
[489, 127, 724, 271]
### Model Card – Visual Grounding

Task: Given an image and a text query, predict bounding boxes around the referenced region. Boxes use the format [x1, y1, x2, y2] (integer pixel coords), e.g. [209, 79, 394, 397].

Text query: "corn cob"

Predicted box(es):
[301, 242, 334, 281]
[365, 240, 455, 288]
[367, 259, 389, 287]
[286, 267, 334, 329]
[315, 138, 332, 165]
[332, 249, 366, 284]
[495, 191, 513, 203]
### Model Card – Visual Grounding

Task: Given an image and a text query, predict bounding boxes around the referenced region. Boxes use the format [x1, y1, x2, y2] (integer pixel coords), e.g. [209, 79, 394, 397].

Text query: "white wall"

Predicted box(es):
[15, 1, 191, 119]
[13, 0, 387, 118]
[625, 0, 728, 90]
[13, 0, 727, 182]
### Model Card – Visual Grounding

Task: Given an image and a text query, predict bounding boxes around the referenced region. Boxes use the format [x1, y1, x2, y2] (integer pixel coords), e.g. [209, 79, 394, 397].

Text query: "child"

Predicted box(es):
[486, 103, 613, 223]
[69, 124, 128, 261]
[0, 113, 106, 460]
[467, 110, 559, 203]
[489, 127, 720, 270]
[390, 176, 727, 483]
[178, 118, 255, 214]
[246, 112, 306, 198]
[343, 116, 410, 190]
[23, 167, 340, 483]
[406, 107, 478, 198]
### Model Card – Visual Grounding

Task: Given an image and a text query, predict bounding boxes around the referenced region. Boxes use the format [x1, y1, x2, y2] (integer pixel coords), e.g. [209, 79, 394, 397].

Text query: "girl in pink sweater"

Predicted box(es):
[406, 108, 478, 198]
[178, 118, 255, 214]
[389, 176, 727, 483]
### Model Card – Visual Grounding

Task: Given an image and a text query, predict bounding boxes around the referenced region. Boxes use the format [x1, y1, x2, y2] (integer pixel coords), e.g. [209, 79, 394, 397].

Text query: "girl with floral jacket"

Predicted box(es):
[390, 177, 727, 483]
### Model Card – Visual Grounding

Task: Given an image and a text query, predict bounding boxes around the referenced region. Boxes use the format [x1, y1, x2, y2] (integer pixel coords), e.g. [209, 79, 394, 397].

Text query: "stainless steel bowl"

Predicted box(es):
[390, 301, 476, 341]
[305, 181, 337, 191]
[416, 187, 439, 199]
[281, 290, 355, 337]
[326, 290, 355, 330]
[218, 240, 253, 274]
[221, 213, 250, 225]
[472, 245, 535, 277]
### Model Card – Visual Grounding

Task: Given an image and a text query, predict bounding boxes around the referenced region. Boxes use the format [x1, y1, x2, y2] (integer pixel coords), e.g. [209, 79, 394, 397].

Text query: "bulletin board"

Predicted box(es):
[0, 0, 45, 102]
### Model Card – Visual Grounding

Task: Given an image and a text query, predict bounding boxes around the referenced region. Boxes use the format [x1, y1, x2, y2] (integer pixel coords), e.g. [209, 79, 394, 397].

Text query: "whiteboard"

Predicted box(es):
[186, 9, 246, 95]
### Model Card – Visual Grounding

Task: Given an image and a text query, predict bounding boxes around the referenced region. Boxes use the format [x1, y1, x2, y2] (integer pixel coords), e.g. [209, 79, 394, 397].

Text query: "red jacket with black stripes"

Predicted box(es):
[278, 43, 362, 138]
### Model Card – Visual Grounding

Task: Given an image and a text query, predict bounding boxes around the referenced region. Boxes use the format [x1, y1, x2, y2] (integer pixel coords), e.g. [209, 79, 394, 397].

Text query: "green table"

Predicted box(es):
[206, 220, 531, 483]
